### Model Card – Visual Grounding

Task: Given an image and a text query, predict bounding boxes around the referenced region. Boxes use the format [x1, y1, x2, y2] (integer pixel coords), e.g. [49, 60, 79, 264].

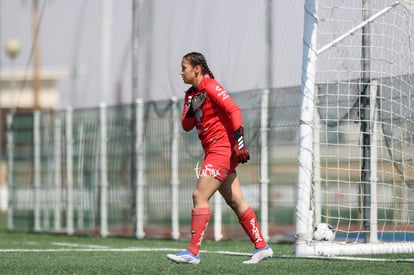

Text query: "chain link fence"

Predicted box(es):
[5, 87, 301, 241]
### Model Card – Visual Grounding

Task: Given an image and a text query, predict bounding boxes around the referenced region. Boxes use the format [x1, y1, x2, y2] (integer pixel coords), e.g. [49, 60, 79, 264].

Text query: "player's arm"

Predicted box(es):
[207, 83, 250, 163]
[233, 125, 250, 163]
[205, 82, 243, 130]
[182, 89, 208, 131]
[182, 92, 196, 131]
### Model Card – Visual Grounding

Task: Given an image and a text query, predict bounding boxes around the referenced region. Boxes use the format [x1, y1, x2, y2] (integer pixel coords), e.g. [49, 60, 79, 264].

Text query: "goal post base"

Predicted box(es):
[295, 240, 414, 257]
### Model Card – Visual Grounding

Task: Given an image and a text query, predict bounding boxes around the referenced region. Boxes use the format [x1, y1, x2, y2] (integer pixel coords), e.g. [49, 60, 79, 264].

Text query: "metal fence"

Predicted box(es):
[6, 87, 301, 241]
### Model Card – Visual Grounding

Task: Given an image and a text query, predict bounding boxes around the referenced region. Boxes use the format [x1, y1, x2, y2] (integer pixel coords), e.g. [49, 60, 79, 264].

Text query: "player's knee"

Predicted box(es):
[192, 189, 199, 202]
[225, 199, 238, 211]
[226, 200, 249, 217]
[192, 189, 206, 205]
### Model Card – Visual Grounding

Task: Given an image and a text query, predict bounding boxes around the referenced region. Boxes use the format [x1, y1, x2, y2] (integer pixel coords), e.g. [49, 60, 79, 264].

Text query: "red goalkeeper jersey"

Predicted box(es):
[181, 77, 243, 150]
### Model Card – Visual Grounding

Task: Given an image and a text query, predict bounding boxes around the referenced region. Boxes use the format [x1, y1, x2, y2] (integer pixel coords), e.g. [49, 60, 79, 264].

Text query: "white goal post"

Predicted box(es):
[297, 0, 414, 256]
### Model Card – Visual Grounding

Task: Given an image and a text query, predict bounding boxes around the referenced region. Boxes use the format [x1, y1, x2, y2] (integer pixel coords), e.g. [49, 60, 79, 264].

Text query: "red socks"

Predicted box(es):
[239, 207, 267, 249]
[187, 207, 265, 255]
[187, 208, 210, 256]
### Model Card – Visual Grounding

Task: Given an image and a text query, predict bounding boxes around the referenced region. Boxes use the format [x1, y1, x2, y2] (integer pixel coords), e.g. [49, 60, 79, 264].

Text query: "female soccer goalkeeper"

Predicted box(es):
[166, 52, 273, 264]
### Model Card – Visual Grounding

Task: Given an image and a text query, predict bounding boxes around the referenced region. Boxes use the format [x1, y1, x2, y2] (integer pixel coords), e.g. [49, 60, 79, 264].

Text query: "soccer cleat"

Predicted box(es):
[243, 245, 273, 264]
[166, 250, 200, 264]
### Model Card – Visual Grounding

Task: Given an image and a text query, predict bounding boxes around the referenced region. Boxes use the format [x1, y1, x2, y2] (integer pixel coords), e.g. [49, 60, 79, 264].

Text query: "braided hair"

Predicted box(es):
[183, 52, 215, 79]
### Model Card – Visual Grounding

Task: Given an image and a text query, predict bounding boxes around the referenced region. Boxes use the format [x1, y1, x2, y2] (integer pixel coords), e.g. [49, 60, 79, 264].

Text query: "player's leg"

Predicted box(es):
[218, 173, 249, 215]
[219, 173, 266, 246]
[187, 175, 221, 254]
[167, 175, 221, 264]
[219, 173, 273, 264]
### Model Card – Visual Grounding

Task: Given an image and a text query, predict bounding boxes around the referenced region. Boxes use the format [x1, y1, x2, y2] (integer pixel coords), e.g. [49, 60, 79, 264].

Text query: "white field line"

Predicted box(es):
[0, 246, 249, 256]
[0, 247, 180, 253]
[3, 242, 248, 256]
[51, 242, 111, 249]
[1, 244, 414, 262]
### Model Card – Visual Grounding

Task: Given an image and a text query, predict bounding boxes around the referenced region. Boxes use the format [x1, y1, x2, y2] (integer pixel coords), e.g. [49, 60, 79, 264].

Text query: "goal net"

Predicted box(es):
[296, 0, 414, 256]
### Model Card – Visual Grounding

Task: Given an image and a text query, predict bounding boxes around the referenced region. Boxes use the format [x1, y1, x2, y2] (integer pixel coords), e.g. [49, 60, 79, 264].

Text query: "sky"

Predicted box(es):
[0, 0, 304, 108]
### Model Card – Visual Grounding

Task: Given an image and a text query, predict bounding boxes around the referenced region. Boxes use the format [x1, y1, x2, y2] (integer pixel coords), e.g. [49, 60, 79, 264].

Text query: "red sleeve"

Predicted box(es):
[205, 81, 243, 131]
[181, 92, 195, 131]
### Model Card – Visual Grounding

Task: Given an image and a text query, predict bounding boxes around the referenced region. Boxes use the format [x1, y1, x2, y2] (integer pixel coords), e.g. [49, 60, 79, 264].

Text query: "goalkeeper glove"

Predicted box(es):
[233, 126, 250, 164]
[186, 92, 206, 117]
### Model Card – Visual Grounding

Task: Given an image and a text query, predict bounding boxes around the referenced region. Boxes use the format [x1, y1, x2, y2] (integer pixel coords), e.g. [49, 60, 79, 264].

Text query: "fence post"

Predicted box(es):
[99, 103, 108, 237]
[33, 111, 41, 232]
[6, 113, 14, 231]
[260, 89, 270, 241]
[170, 97, 180, 240]
[213, 193, 223, 241]
[77, 123, 85, 230]
[66, 107, 74, 235]
[135, 99, 145, 238]
[54, 117, 62, 232]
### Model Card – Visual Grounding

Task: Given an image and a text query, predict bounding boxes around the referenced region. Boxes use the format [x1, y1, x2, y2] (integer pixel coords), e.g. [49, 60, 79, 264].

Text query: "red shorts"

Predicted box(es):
[198, 144, 239, 182]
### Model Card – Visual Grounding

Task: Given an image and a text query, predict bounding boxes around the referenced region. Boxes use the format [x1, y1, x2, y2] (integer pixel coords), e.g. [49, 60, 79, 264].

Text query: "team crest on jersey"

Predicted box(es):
[195, 109, 203, 120]
[195, 109, 209, 134]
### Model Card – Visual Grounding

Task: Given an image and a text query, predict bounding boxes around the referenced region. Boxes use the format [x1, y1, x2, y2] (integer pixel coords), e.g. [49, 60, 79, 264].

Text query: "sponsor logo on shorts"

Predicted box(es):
[196, 163, 221, 178]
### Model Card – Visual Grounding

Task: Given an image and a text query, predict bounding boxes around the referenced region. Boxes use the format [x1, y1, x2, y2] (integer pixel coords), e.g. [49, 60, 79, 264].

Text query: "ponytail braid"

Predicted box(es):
[200, 59, 215, 79]
[183, 52, 215, 79]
